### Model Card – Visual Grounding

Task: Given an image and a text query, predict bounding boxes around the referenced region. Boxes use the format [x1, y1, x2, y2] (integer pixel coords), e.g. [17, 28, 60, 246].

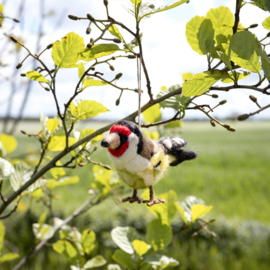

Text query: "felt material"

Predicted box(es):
[103, 132, 121, 149]
[109, 141, 129, 157]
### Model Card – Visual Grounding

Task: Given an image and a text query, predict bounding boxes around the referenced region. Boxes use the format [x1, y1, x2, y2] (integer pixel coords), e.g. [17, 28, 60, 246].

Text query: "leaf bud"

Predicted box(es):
[149, 4, 155, 8]
[128, 55, 136, 59]
[20, 73, 26, 77]
[249, 95, 257, 103]
[115, 99, 120, 106]
[223, 124, 230, 128]
[227, 127, 236, 132]
[68, 15, 78, 21]
[115, 73, 123, 80]
[90, 38, 94, 42]
[86, 27, 91, 35]
[104, 165, 111, 170]
[109, 65, 115, 71]
[212, 94, 218, 98]
[16, 63, 22, 69]
[113, 38, 121, 44]
[249, 24, 258, 29]
[104, 0, 109, 6]
[45, 87, 50, 91]
[21, 130, 27, 134]
[94, 145, 98, 151]
[237, 114, 249, 121]
[210, 120, 216, 127]
[90, 66, 95, 71]
[112, 56, 116, 60]
[219, 100, 227, 105]
[10, 36, 18, 43]
[87, 42, 93, 49]
[47, 43, 53, 49]
[267, 32, 270, 37]
[87, 13, 94, 21]
[13, 18, 20, 23]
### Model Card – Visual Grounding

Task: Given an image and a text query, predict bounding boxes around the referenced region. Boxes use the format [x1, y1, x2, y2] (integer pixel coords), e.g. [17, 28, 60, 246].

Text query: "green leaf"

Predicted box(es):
[174, 202, 188, 224]
[0, 253, 19, 263]
[52, 32, 85, 68]
[191, 204, 213, 223]
[38, 212, 47, 225]
[73, 100, 108, 120]
[0, 221, 5, 252]
[261, 50, 270, 81]
[139, 0, 189, 22]
[0, 134, 17, 153]
[46, 119, 60, 133]
[186, 16, 214, 55]
[221, 71, 250, 83]
[112, 249, 133, 269]
[46, 176, 79, 189]
[159, 255, 179, 269]
[79, 44, 120, 62]
[228, 31, 262, 74]
[132, 240, 149, 256]
[25, 70, 48, 83]
[143, 104, 161, 123]
[206, 6, 234, 45]
[83, 255, 106, 269]
[143, 190, 177, 224]
[108, 25, 123, 41]
[53, 240, 77, 259]
[216, 51, 232, 70]
[131, 0, 142, 4]
[48, 135, 76, 151]
[262, 16, 270, 30]
[83, 77, 108, 88]
[111, 226, 140, 254]
[78, 62, 85, 80]
[146, 219, 172, 251]
[251, 0, 270, 12]
[81, 230, 96, 254]
[183, 70, 230, 97]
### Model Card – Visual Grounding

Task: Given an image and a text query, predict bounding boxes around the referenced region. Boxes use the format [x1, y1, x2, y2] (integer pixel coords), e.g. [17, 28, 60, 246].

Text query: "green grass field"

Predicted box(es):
[2, 120, 270, 269]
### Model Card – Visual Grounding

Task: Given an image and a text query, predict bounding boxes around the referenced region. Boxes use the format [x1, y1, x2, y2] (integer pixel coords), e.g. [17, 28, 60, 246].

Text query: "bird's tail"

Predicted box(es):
[158, 136, 197, 166]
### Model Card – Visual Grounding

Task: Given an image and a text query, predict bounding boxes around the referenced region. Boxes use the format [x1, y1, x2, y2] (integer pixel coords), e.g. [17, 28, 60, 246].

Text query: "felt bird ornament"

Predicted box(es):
[101, 120, 197, 206]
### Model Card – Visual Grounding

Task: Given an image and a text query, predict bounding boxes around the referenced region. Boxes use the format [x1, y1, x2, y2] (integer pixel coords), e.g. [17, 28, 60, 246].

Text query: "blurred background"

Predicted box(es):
[0, 0, 270, 269]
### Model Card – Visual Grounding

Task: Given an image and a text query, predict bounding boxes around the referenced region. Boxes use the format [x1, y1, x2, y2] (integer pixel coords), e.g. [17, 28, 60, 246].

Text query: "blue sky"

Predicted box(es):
[1, 0, 270, 121]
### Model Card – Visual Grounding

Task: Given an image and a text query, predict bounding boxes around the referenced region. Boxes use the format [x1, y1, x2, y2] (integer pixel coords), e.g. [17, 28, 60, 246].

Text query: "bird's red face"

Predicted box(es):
[101, 124, 131, 157]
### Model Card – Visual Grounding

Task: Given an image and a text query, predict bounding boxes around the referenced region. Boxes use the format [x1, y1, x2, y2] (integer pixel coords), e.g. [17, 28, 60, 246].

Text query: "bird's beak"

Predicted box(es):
[101, 133, 121, 149]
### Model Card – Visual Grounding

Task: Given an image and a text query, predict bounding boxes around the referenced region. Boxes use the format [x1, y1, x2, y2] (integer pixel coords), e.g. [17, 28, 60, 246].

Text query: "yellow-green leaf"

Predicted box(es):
[112, 249, 133, 269]
[78, 62, 85, 80]
[0, 253, 19, 264]
[73, 100, 108, 120]
[186, 16, 214, 55]
[46, 119, 59, 133]
[221, 71, 250, 83]
[81, 230, 96, 254]
[52, 32, 85, 68]
[131, 0, 142, 5]
[0, 221, 5, 252]
[53, 240, 77, 258]
[83, 255, 106, 269]
[108, 25, 123, 41]
[38, 212, 47, 225]
[47, 176, 79, 189]
[83, 77, 108, 88]
[164, 120, 183, 129]
[31, 188, 43, 199]
[79, 129, 95, 141]
[183, 70, 230, 97]
[0, 5, 4, 28]
[79, 44, 119, 62]
[25, 70, 48, 83]
[262, 16, 270, 30]
[228, 31, 262, 74]
[50, 161, 65, 179]
[206, 6, 234, 44]
[132, 240, 149, 256]
[182, 72, 194, 82]
[143, 104, 161, 123]
[48, 136, 76, 151]
[191, 204, 213, 222]
[174, 202, 188, 224]
[0, 134, 17, 153]
[143, 131, 159, 141]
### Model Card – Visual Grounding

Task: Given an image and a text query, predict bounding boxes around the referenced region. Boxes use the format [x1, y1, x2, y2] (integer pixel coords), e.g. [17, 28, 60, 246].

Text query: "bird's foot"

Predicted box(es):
[143, 198, 166, 207]
[122, 195, 143, 204]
